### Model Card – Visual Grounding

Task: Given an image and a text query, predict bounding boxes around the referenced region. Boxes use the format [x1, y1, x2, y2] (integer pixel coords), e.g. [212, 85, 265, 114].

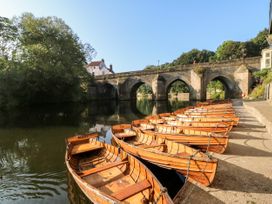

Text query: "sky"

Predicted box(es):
[0, 0, 270, 72]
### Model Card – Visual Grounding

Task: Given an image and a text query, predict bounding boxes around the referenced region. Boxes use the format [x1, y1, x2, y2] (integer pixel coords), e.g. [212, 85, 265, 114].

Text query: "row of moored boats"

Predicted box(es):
[65, 100, 238, 204]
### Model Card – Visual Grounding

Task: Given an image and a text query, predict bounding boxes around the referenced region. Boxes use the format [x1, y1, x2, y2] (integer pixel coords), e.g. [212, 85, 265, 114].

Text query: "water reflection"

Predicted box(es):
[0, 99, 193, 203]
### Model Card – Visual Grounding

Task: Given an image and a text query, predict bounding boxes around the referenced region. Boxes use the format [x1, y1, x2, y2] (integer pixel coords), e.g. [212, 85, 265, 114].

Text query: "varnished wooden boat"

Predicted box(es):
[134, 125, 229, 154]
[65, 133, 174, 204]
[176, 114, 239, 126]
[138, 118, 232, 133]
[112, 124, 218, 186]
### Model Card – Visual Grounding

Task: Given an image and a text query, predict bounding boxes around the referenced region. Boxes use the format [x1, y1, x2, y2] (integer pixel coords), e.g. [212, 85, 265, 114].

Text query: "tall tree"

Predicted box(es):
[0, 13, 96, 108]
[251, 28, 269, 52]
[172, 49, 215, 65]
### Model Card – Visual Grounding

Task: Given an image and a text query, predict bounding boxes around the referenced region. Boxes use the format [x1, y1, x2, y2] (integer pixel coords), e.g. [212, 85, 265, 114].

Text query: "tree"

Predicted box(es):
[172, 49, 215, 65]
[251, 28, 269, 52]
[137, 84, 152, 96]
[215, 41, 243, 60]
[169, 81, 189, 94]
[0, 13, 96, 108]
[0, 17, 18, 60]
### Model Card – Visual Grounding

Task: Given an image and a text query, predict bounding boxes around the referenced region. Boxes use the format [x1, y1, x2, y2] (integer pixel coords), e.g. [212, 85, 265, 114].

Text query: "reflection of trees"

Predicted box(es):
[167, 99, 193, 112]
[0, 127, 75, 200]
[0, 103, 87, 128]
[136, 99, 155, 115]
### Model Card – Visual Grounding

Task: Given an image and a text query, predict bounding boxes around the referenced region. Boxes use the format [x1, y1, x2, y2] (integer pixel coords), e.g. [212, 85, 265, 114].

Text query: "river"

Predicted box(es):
[0, 99, 193, 204]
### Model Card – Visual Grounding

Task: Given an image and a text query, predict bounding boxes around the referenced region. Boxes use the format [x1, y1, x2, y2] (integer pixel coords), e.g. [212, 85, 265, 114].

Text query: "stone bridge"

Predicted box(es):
[89, 57, 261, 101]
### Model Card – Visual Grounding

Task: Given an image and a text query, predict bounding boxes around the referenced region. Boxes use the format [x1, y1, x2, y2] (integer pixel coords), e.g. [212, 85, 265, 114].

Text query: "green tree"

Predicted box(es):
[0, 17, 18, 60]
[215, 41, 243, 60]
[172, 49, 215, 65]
[137, 84, 152, 96]
[251, 28, 269, 52]
[0, 13, 95, 108]
[207, 80, 225, 99]
[169, 81, 189, 94]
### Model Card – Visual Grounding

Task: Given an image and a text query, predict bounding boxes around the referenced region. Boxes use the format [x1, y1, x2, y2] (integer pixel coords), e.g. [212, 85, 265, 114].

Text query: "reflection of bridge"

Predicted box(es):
[90, 57, 260, 101]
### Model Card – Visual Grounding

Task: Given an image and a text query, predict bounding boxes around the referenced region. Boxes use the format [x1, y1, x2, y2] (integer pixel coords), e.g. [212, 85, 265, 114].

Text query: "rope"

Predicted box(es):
[153, 187, 167, 204]
[206, 132, 212, 153]
[185, 150, 200, 182]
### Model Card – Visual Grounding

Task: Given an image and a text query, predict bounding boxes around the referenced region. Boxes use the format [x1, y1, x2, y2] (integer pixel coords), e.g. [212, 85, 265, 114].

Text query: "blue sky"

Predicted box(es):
[0, 0, 269, 72]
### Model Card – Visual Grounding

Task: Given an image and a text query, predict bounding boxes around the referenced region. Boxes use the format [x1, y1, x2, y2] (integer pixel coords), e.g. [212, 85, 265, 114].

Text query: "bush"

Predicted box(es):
[250, 84, 265, 99]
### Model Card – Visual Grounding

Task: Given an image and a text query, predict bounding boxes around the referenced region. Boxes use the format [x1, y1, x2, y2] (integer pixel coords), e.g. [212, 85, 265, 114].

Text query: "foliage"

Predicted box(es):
[253, 68, 270, 81]
[137, 84, 152, 96]
[215, 41, 243, 61]
[249, 69, 272, 99]
[0, 17, 18, 59]
[136, 99, 154, 115]
[172, 49, 215, 65]
[251, 28, 269, 52]
[0, 13, 95, 108]
[207, 80, 225, 100]
[249, 84, 265, 99]
[169, 80, 189, 94]
[215, 29, 268, 61]
[193, 65, 205, 75]
[144, 65, 159, 70]
[143, 28, 268, 70]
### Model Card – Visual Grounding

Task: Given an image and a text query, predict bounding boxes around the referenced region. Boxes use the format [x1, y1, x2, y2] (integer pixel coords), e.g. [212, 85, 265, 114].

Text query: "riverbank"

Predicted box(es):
[178, 99, 272, 204]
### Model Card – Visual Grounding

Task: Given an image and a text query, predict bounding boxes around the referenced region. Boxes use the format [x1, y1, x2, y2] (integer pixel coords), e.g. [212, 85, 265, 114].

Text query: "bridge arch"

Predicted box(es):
[204, 74, 237, 99]
[98, 83, 118, 99]
[165, 77, 194, 100]
[119, 77, 155, 100]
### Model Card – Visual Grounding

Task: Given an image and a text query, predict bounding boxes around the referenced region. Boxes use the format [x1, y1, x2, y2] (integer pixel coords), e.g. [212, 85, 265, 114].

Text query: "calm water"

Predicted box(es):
[0, 99, 193, 204]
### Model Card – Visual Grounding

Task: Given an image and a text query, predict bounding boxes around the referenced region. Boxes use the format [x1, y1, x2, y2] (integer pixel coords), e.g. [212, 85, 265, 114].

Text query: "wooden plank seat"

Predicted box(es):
[79, 160, 128, 178]
[111, 179, 151, 201]
[71, 143, 103, 155]
[115, 132, 136, 138]
[140, 123, 155, 130]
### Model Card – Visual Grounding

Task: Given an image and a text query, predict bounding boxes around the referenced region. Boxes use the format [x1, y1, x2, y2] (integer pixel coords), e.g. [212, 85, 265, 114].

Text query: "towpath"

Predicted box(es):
[178, 99, 272, 204]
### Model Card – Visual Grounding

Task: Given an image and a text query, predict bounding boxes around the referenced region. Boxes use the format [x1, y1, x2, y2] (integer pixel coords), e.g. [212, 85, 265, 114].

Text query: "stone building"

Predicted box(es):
[260, 48, 272, 69]
[86, 59, 114, 76]
[260, 0, 272, 70]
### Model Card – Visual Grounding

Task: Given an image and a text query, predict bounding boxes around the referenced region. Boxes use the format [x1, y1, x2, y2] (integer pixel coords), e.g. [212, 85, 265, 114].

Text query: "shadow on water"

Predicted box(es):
[139, 159, 185, 198]
[0, 99, 192, 203]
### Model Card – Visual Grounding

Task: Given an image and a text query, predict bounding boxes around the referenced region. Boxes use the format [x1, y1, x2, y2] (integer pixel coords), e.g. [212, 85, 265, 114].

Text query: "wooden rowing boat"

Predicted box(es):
[176, 114, 239, 126]
[131, 119, 232, 134]
[132, 124, 229, 154]
[65, 133, 174, 204]
[112, 125, 218, 186]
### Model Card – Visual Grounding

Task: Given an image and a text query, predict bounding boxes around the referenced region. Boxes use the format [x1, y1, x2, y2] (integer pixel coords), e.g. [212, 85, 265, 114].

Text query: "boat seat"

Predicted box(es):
[115, 132, 136, 138]
[71, 143, 103, 155]
[111, 179, 151, 201]
[79, 160, 128, 177]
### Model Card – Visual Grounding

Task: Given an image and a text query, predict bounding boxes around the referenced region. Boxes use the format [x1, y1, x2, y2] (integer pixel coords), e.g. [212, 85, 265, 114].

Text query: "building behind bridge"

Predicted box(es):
[86, 59, 114, 76]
